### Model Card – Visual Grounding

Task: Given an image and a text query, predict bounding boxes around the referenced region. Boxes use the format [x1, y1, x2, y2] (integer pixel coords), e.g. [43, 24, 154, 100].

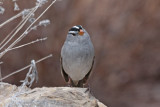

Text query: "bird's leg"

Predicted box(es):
[67, 84, 71, 87]
[77, 80, 83, 87]
[67, 78, 72, 87]
[68, 78, 78, 87]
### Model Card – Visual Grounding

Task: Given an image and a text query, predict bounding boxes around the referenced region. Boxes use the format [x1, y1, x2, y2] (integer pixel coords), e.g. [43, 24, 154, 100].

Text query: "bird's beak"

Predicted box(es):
[79, 29, 84, 36]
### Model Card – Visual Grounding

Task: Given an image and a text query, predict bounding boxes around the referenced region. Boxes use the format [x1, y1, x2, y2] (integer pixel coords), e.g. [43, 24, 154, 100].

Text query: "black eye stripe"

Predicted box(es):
[69, 28, 80, 32]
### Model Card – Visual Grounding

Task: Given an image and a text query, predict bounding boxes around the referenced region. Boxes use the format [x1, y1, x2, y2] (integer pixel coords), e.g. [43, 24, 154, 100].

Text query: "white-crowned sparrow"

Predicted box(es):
[61, 25, 95, 87]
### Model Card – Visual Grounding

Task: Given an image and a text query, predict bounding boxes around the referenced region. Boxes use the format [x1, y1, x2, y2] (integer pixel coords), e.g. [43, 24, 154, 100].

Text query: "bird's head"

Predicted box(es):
[68, 25, 84, 36]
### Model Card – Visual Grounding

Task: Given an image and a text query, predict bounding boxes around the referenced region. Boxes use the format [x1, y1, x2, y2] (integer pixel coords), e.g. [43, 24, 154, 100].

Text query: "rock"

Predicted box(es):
[0, 82, 107, 107]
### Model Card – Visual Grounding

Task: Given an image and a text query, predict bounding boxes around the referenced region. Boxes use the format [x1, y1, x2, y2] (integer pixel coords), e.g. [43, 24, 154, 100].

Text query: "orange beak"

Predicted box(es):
[79, 29, 84, 36]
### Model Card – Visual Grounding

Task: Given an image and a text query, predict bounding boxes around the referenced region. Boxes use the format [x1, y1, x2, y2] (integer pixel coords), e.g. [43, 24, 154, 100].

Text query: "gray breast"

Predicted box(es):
[61, 39, 94, 81]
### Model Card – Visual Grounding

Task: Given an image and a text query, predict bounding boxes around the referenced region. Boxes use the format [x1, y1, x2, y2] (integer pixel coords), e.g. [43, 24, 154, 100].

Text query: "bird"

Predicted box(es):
[60, 25, 95, 87]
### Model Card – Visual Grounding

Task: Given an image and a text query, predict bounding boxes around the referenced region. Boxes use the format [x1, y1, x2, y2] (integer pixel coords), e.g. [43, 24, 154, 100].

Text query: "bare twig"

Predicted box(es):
[0, 12, 22, 28]
[0, 7, 38, 51]
[0, 0, 56, 58]
[0, 54, 52, 81]
[3, 37, 47, 53]
[0, 8, 35, 49]
[20, 60, 38, 88]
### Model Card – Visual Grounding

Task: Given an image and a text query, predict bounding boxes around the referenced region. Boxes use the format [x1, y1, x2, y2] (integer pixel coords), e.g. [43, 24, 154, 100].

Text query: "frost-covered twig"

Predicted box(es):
[0, 6, 5, 14]
[0, 0, 56, 59]
[0, 7, 38, 50]
[9, 60, 38, 106]
[39, 19, 50, 27]
[14, 2, 20, 11]
[0, 54, 52, 81]
[0, 11, 22, 28]
[0, 9, 32, 48]
[0, 2, 3, 5]
[36, 0, 48, 7]
[20, 60, 38, 88]
[1, 37, 47, 54]
[24, 19, 50, 34]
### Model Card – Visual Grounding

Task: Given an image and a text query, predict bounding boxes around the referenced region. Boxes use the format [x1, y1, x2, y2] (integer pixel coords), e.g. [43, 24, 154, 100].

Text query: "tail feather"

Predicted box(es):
[69, 78, 84, 87]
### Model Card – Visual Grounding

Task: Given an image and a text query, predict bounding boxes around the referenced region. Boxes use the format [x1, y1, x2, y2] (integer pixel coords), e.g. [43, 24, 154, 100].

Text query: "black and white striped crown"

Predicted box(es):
[69, 25, 82, 32]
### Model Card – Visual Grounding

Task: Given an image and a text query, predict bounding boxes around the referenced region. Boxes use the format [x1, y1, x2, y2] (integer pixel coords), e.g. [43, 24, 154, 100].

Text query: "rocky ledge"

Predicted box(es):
[0, 82, 107, 107]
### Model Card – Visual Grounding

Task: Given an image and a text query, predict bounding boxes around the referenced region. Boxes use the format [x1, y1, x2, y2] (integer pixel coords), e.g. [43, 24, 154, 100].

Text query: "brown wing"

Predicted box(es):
[60, 57, 69, 82]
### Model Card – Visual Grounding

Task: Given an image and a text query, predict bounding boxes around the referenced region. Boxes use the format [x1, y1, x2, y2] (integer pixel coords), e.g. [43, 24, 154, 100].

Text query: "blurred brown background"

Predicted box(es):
[0, 0, 160, 107]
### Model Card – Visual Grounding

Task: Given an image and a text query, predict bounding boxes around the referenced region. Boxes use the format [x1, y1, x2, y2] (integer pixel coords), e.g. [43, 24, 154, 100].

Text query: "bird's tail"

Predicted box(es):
[70, 78, 84, 87]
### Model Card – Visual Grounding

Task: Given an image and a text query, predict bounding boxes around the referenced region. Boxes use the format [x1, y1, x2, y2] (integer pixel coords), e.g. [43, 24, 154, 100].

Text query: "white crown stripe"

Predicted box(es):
[68, 31, 78, 33]
[73, 26, 79, 29]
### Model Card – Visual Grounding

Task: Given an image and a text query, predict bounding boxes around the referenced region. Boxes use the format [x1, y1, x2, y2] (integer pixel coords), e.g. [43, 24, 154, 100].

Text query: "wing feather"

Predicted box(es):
[60, 57, 69, 82]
